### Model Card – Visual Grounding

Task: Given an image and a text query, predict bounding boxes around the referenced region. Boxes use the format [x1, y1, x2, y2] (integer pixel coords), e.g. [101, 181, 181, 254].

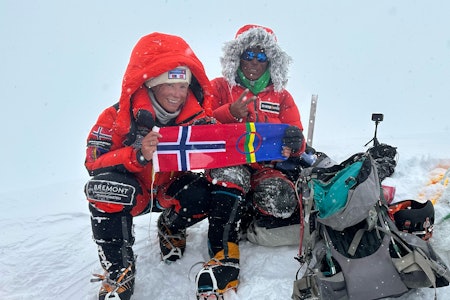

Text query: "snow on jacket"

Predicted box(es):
[84, 32, 213, 212]
[211, 24, 306, 154]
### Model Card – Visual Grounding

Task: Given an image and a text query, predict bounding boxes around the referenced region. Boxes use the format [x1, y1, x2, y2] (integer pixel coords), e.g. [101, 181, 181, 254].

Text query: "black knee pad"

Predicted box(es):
[85, 172, 142, 210]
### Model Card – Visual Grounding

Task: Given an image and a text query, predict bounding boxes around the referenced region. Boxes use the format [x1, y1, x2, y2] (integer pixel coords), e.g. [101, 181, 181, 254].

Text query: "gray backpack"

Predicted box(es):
[292, 152, 450, 300]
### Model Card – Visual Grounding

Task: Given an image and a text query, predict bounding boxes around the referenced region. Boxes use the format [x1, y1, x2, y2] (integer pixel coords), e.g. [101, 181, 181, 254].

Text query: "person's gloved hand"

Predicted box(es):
[282, 126, 304, 153]
[135, 110, 155, 129]
[133, 110, 155, 149]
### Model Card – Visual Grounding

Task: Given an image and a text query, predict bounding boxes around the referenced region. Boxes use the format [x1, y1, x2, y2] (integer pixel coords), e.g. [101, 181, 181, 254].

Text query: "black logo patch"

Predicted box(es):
[259, 101, 280, 114]
[85, 180, 136, 205]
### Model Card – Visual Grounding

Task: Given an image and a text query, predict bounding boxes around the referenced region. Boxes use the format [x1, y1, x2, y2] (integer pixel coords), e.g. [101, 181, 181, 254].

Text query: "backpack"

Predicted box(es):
[292, 152, 450, 300]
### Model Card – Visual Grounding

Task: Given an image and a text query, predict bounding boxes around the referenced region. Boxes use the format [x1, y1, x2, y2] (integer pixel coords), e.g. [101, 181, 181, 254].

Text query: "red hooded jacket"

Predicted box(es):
[84, 32, 213, 215]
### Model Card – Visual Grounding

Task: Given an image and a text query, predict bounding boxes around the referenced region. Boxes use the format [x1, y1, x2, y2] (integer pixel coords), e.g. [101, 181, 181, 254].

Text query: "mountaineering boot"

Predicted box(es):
[91, 264, 135, 300]
[196, 242, 240, 299]
[157, 209, 187, 263]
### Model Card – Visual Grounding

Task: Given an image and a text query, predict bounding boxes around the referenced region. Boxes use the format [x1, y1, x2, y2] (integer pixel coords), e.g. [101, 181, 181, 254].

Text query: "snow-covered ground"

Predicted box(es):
[2, 136, 450, 300]
[2, 1, 450, 299]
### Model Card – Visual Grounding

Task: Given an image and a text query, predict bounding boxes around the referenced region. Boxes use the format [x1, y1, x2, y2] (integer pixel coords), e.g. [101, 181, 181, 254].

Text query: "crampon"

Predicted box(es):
[195, 259, 239, 300]
[91, 264, 135, 300]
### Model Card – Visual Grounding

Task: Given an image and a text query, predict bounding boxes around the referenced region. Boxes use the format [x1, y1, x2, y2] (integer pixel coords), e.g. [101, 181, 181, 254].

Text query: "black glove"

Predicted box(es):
[132, 110, 155, 149]
[283, 126, 304, 153]
[135, 109, 155, 129]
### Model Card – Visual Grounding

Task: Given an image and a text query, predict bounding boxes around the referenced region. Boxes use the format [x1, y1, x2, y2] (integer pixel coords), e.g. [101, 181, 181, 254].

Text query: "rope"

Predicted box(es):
[148, 167, 156, 243]
[294, 177, 304, 258]
[148, 126, 160, 243]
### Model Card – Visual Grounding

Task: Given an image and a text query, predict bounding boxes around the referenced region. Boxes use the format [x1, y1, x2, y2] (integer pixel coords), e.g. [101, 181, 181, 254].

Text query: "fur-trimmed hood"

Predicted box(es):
[220, 24, 292, 92]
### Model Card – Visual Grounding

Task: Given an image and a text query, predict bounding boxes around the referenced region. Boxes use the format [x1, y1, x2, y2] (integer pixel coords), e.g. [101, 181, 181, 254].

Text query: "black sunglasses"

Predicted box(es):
[240, 50, 268, 63]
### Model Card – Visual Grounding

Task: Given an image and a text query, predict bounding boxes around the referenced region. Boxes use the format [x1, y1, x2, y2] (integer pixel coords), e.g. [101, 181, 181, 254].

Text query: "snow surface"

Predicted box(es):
[2, 136, 450, 300]
[2, 1, 450, 299]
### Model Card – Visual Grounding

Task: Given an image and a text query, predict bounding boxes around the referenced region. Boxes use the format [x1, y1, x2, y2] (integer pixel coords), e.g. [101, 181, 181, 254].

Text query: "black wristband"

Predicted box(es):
[136, 149, 149, 166]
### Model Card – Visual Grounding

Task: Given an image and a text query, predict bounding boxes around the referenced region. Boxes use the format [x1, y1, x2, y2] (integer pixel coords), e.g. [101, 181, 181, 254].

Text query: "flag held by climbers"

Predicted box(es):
[152, 123, 289, 172]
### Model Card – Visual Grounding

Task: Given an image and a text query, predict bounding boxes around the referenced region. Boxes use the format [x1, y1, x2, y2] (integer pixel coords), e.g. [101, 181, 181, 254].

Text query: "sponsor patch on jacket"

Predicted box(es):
[85, 180, 136, 205]
[259, 101, 280, 114]
[87, 140, 111, 150]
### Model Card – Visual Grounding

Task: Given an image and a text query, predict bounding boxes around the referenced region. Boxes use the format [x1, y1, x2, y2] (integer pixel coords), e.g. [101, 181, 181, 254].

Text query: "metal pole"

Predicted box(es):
[306, 94, 318, 146]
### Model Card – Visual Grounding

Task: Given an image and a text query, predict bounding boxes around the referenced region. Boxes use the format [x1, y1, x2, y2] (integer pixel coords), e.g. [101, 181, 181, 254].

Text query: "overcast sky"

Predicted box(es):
[1, 0, 449, 191]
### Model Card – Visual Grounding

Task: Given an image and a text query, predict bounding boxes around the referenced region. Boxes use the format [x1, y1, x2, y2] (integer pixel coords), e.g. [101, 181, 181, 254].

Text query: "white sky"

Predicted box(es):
[1, 0, 449, 190]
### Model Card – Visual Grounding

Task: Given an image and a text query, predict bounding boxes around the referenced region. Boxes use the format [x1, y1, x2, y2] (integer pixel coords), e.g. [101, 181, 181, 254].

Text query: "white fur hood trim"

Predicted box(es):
[220, 26, 292, 92]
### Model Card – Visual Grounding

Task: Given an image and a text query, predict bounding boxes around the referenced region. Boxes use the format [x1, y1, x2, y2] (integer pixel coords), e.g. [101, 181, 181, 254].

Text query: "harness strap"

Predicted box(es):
[347, 228, 365, 256]
[412, 249, 437, 299]
[347, 206, 385, 257]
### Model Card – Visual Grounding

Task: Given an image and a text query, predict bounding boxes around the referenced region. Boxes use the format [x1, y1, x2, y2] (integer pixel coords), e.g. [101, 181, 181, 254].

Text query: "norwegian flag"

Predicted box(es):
[152, 123, 288, 172]
[90, 126, 112, 141]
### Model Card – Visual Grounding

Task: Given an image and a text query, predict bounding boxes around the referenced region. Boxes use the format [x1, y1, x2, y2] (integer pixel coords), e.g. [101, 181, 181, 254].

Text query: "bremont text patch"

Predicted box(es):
[85, 180, 136, 205]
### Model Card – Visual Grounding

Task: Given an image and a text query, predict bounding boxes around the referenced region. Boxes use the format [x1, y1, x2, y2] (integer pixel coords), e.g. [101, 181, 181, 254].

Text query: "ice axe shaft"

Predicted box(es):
[307, 94, 318, 147]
